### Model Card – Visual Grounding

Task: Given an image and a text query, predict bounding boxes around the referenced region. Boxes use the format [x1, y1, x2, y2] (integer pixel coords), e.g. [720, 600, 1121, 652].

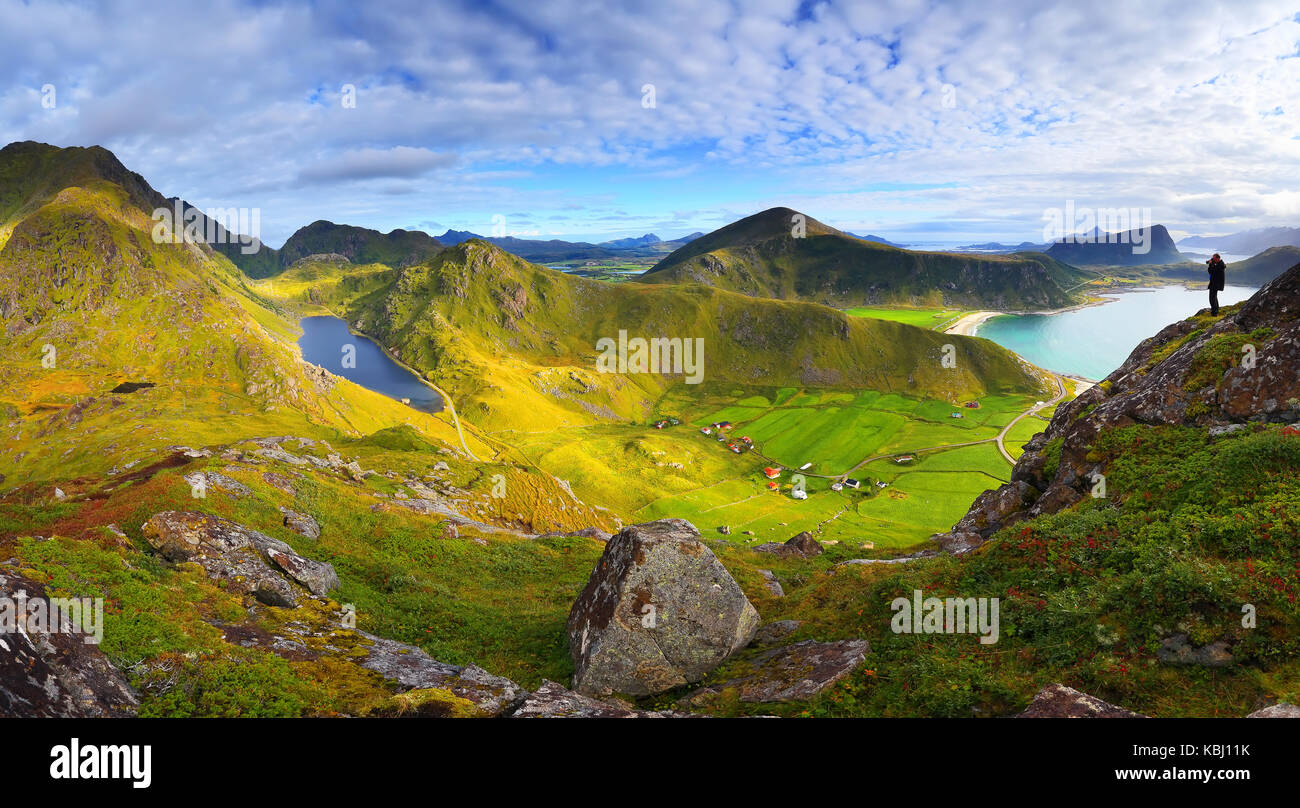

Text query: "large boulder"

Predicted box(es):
[0, 568, 139, 717]
[567, 519, 760, 697]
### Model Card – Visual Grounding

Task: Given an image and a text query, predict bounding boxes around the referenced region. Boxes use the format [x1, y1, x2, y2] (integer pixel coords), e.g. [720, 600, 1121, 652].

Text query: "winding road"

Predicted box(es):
[994, 373, 1067, 463]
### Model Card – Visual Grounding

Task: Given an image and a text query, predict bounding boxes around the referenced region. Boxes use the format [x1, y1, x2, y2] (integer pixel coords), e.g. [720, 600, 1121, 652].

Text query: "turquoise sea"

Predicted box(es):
[975, 285, 1258, 380]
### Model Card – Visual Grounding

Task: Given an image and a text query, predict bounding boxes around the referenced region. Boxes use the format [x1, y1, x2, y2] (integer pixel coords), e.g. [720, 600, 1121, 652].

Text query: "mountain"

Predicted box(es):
[1152, 245, 1300, 288]
[211, 220, 442, 278]
[955, 240, 1047, 253]
[1044, 223, 1189, 266]
[845, 232, 904, 247]
[637, 207, 1089, 310]
[1178, 226, 1300, 256]
[300, 238, 1051, 430]
[600, 233, 660, 249]
[436, 229, 704, 262]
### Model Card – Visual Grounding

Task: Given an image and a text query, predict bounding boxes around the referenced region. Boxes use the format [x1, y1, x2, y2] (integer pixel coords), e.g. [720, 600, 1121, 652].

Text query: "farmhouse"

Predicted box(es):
[763, 467, 781, 479]
[798, 462, 812, 470]
[766, 481, 779, 490]
[964, 401, 980, 409]
[791, 489, 807, 500]
[830, 482, 843, 491]
[950, 412, 964, 419]
[895, 455, 915, 464]
[700, 427, 712, 435]
[844, 478, 861, 489]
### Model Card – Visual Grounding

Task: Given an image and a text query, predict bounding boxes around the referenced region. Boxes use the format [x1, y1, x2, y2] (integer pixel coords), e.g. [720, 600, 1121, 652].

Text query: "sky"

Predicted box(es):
[2, 0, 1298, 248]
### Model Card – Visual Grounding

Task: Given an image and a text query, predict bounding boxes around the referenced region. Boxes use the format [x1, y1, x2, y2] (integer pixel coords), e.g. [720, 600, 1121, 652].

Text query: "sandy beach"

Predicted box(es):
[944, 310, 1002, 336]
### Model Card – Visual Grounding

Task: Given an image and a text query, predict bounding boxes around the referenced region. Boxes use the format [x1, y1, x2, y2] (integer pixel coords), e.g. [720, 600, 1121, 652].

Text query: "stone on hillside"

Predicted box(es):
[752, 619, 802, 646]
[1246, 703, 1300, 718]
[0, 569, 139, 717]
[935, 530, 984, 554]
[1017, 684, 1145, 718]
[262, 471, 300, 495]
[753, 531, 824, 559]
[685, 639, 869, 705]
[510, 681, 696, 718]
[184, 470, 251, 498]
[358, 632, 525, 717]
[279, 507, 321, 539]
[141, 511, 338, 605]
[758, 569, 784, 598]
[567, 518, 760, 697]
[1156, 634, 1233, 668]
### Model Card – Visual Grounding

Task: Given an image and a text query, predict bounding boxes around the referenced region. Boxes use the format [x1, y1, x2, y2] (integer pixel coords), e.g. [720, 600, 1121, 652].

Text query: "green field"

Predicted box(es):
[845, 305, 971, 330]
[509, 383, 1051, 549]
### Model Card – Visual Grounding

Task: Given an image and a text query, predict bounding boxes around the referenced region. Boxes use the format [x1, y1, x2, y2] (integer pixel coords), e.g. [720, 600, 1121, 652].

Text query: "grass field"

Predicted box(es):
[845, 305, 972, 330]
[508, 383, 1052, 550]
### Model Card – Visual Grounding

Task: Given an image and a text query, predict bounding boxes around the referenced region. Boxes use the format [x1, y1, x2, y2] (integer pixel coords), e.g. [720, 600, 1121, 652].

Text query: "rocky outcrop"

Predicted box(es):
[684, 639, 869, 705]
[943, 262, 1300, 547]
[509, 681, 694, 718]
[358, 632, 525, 716]
[1017, 684, 1145, 718]
[567, 519, 760, 697]
[0, 569, 139, 717]
[141, 511, 338, 606]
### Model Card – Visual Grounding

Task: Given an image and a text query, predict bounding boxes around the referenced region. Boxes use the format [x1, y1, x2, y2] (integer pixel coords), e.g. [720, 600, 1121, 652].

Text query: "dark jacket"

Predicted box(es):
[1207, 258, 1226, 291]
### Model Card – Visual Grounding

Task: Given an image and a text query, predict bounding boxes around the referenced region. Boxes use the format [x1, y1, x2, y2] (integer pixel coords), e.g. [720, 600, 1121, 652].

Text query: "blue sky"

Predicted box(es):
[2, 0, 1298, 247]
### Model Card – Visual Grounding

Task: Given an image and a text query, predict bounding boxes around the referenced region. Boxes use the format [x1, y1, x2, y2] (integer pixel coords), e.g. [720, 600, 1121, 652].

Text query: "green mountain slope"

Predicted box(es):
[637, 207, 1088, 310]
[297, 238, 1053, 430]
[214, 219, 444, 279]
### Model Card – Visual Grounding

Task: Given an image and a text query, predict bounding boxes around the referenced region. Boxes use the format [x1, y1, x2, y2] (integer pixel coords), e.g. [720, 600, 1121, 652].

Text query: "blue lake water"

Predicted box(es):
[298, 316, 444, 413]
[975, 285, 1258, 380]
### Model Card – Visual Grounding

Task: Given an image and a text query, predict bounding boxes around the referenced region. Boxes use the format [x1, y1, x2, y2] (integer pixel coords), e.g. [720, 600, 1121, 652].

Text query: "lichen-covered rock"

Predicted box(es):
[140, 511, 338, 606]
[567, 518, 760, 697]
[0, 569, 139, 717]
[1017, 684, 1145, 718]
[685, 639, 869, 705]
[357, 632, 525, 716]
[279, 507, 321, 539]
[509, 681, 695, 718]
[1245, 703, 1300, 718]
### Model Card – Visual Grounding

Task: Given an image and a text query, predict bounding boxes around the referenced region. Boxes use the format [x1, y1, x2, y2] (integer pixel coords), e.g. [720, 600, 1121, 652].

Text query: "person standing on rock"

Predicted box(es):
[1206, 253, 1227, 316]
